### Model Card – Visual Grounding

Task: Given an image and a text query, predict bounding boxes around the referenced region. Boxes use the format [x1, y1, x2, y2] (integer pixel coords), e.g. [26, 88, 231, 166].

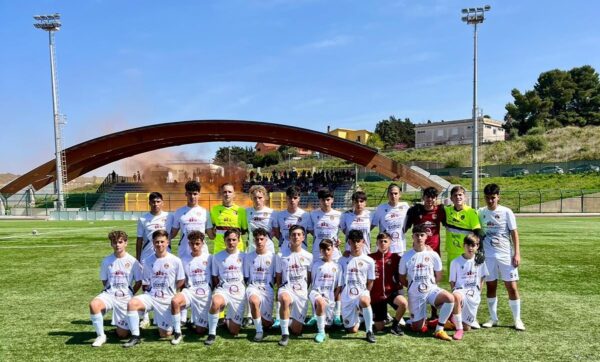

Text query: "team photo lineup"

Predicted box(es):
[89, 180, 524, 348]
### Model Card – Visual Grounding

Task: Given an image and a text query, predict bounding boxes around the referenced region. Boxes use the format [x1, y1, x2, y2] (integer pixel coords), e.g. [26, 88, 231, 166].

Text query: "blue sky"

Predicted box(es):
[1, 0, 599, 177]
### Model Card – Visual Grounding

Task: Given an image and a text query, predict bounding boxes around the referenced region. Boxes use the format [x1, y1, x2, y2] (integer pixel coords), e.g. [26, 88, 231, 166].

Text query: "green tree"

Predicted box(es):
[366, 133, 385, 149]
[505, 65, 600, 135]
[374, 116, 415, 148]
[213, 146, 255, 166]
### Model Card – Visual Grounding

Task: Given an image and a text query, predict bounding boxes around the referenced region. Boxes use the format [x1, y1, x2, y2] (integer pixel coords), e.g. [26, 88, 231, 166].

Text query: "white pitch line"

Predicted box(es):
[0, 225, 127, 241]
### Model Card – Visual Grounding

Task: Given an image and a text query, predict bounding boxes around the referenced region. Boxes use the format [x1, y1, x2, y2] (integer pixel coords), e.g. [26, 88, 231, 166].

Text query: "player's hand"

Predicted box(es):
[474, 250, 485, 265]
[512, 253, 521, 268]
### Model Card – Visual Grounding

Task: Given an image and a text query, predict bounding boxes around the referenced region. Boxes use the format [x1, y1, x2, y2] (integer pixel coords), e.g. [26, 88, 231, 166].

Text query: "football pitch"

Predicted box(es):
[0, 218, 599, 361]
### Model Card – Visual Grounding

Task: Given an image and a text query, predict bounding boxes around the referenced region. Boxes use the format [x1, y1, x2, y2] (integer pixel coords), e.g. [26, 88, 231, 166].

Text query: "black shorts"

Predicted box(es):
[372, 290, 401, 322]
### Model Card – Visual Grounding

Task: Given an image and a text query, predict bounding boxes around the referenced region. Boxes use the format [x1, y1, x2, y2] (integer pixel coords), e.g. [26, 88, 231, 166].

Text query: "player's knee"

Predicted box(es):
[394, 296, 408, 309]
[279, 294, 292, 306]
[89, 298, 104, 313]
[116, 328, 129, 339]
[159, 329, 172, 338]
[290, 321, 303, 335]
[374, 321, 385, 332]
[127, 298, 141, 311]
[249, 295, 260, 307]
[452, 292, 462, 303]
[359, 296, 371, 308]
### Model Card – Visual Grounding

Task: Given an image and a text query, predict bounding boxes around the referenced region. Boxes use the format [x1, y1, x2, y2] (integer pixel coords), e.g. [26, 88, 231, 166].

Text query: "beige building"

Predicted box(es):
[328, 128, 372, 144]
[415, 118, 505, 149]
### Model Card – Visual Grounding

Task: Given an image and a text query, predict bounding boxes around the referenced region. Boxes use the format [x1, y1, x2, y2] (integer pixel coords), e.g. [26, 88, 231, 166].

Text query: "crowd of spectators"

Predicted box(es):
[242, 168, 355, 193]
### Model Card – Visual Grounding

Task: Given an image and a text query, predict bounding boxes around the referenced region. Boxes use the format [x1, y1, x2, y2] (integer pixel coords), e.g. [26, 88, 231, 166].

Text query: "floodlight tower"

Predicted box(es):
[461, 5, 490, 209]
[34, 13, 66, 210]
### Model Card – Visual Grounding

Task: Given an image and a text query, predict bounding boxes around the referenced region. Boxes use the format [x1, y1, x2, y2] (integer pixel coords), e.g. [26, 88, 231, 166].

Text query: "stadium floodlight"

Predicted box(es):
[461, 5, 491, 209]
[33, 13, 66, 211]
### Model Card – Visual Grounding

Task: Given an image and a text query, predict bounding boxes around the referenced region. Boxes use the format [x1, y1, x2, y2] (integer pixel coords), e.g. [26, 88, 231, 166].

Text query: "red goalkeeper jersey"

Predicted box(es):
[368, 250, 401, 303]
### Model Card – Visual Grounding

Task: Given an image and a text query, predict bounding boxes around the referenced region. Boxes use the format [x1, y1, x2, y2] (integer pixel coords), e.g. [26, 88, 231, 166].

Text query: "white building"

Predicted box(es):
[415, 117, 505, 149]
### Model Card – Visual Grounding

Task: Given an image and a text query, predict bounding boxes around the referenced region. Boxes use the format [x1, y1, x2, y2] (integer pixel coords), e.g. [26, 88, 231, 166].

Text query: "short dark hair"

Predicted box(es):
[412, 224, 427, 234]
[450, 185, 466, 196]
[319, 238, 334, 250]
[108, 230, 128, 242]
[149, 191, 163, 202]
[463, 233, 480, 246]
[422, 187, 438, 198]
[187, 230, 205, 242]
[352, 191, 367, 202]
[152, 229, 169, 240]
[252, 227, 269, 238]
[289, 224, 305, 236]
[347, 229, 364, 242]
[185, 180, 201, 193]
[286, 186, 301, 198]
[376, 232, 392, 241]
[483, 183, 500, 196]
[387, 183, 401, 194]
[224, 228, 241, 239]
[317, 188, 333, 200]
[221, 182, 235, 191]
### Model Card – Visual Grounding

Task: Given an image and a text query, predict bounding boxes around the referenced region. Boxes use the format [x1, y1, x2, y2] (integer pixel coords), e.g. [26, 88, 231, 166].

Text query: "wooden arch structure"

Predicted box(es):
[1, 120, 442, 196]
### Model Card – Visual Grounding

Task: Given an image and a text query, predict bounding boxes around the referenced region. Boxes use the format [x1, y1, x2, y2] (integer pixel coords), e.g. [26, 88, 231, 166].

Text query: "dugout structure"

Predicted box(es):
[1, 120, 443, 196]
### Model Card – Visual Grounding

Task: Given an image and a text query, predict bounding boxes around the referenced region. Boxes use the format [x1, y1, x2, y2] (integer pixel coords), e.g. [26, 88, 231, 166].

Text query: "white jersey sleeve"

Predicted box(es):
[433, 252, 442, 272]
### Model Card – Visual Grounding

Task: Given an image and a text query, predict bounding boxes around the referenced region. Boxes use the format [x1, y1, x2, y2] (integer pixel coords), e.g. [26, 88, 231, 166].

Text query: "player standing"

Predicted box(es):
[339, 230, 376, 343]
[89, 231, 142, 347]
[246, 185, 276, 254]
[205, 229, 246, 345]
[371, 183, 410, 255]
[449, 233, 489, 340]
[208, 183, 248, 254]
[123, 230, 185, 347]
[341, 191, 372, 256]
[369, 232, 408, 335]
[272, 186, 310, 254]
[444, 185, 481, 267]
[170, 181, 212, 258]
[399, 225, 455, 341]
[136, 192, 170, 263]
[309, 239, 342, 343]
[169, 231, 212, 345]
[478, 183, 525, 331]
[275, 225, 313, 346]
[244, 228, 277, 342]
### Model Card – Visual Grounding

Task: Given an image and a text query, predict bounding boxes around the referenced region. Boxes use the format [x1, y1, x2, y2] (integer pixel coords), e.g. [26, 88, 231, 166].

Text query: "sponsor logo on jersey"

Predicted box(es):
[125, 262, 131, 269]
[227, 264, 239, 270]
[418, 283, 428, 293]
[265, 260, 271, 266]
[461, 215, 465, 220]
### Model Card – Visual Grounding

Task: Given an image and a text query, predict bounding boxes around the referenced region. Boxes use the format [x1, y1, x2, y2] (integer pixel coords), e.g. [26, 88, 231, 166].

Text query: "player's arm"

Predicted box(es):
[511, 229, 521, 267]
[434, 270, 442, 283]
[133, 280, 142, 294]
[135, 237, 144, 261]
[169, 226, 180, 241]
[275, 272, 282, 289]
[206, 227, 216, 240]
[306, 270, 312, 289]
[450, 281, 456, 290]
[176, 278, 185, 290]
[399, 274, 408, 288]
[366, 279, 374, 291]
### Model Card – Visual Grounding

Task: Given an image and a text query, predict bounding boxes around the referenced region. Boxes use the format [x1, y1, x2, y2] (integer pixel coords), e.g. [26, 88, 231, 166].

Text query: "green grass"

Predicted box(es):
[1, 218, 599, 361]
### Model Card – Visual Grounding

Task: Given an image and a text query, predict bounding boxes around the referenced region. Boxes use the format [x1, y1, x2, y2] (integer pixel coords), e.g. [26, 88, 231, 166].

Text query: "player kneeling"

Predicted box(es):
[449, 233, 488, 340]
[89, 231, 142, 347]
[169, 231, 212, 345]
[340, 230, 376, 343]
[399, 225, 455, 341]
[244, 228, 276, 342]
[123, 230, 185, 347]
[309, 239, 342, 343]
[276, 225, 313, 346]
[205, 229, 246, 345]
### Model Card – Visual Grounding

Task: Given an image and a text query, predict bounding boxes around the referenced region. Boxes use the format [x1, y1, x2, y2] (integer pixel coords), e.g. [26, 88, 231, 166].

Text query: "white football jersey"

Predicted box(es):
[181, 253, 212, 294]
[340, 254, 375, 296]
[340, 209, 372, 254]
[274, 208, 310, 254]
[308, 209, 342, 260]
[244, 251, 276, 287]
[246, 206, 276, 253]
[449, 255, 489, 292]
[276, 249, 313, 292]
[171, 205, 212, 257]
[478, 205, 517, 261]
[211, 250, 245, 288]
[310, 259, 342, 301]
[142, 253, 185, 300]
[137, 211, 170, 262]
[100, 253, 142, 297]
[399, 249, 442, 295]
[371, 202, 410, 254]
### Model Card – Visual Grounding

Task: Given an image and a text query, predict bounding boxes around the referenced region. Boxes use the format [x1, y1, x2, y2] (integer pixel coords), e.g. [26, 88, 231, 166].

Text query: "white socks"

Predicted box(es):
[280, 319, 290, 335]
[275, 302, 281, 320]
[127, 311, 140, 336]
[254, 317, 263, 334]
[316, 314, 326, 334]
[362, 306, 373, 333]
[90, 313, 104, 337]
[509, 299, 521, 321]
[334, 301, 341, 317]
[453, 314, 463, 330]
[180, 308, 188, 324]
[436, 302, 455, 332]
[208, 312, 219, 335]
[487, 297, 498, 321]
[172, 313, 182, 334]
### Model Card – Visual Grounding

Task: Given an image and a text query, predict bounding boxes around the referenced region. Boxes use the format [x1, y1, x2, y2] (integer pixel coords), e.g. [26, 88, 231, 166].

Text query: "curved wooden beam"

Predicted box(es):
[1, 120, 442, 195]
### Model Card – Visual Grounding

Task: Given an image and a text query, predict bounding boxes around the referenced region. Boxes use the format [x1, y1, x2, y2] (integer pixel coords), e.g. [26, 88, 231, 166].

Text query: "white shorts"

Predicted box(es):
[96, 291, 131, 330]
[485, 257, 519, 282]
[246, 284, 275, 322]
[135, 293, 173, 332]
[454, 288, 481, 326]
[181, 286, 212, 328]
[213, 284, 246, 325]
[408, 286, 442, 322]
[341, 288, 370, 329]
[278, 286, 308, 323]
[309, 290, 335, 326]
